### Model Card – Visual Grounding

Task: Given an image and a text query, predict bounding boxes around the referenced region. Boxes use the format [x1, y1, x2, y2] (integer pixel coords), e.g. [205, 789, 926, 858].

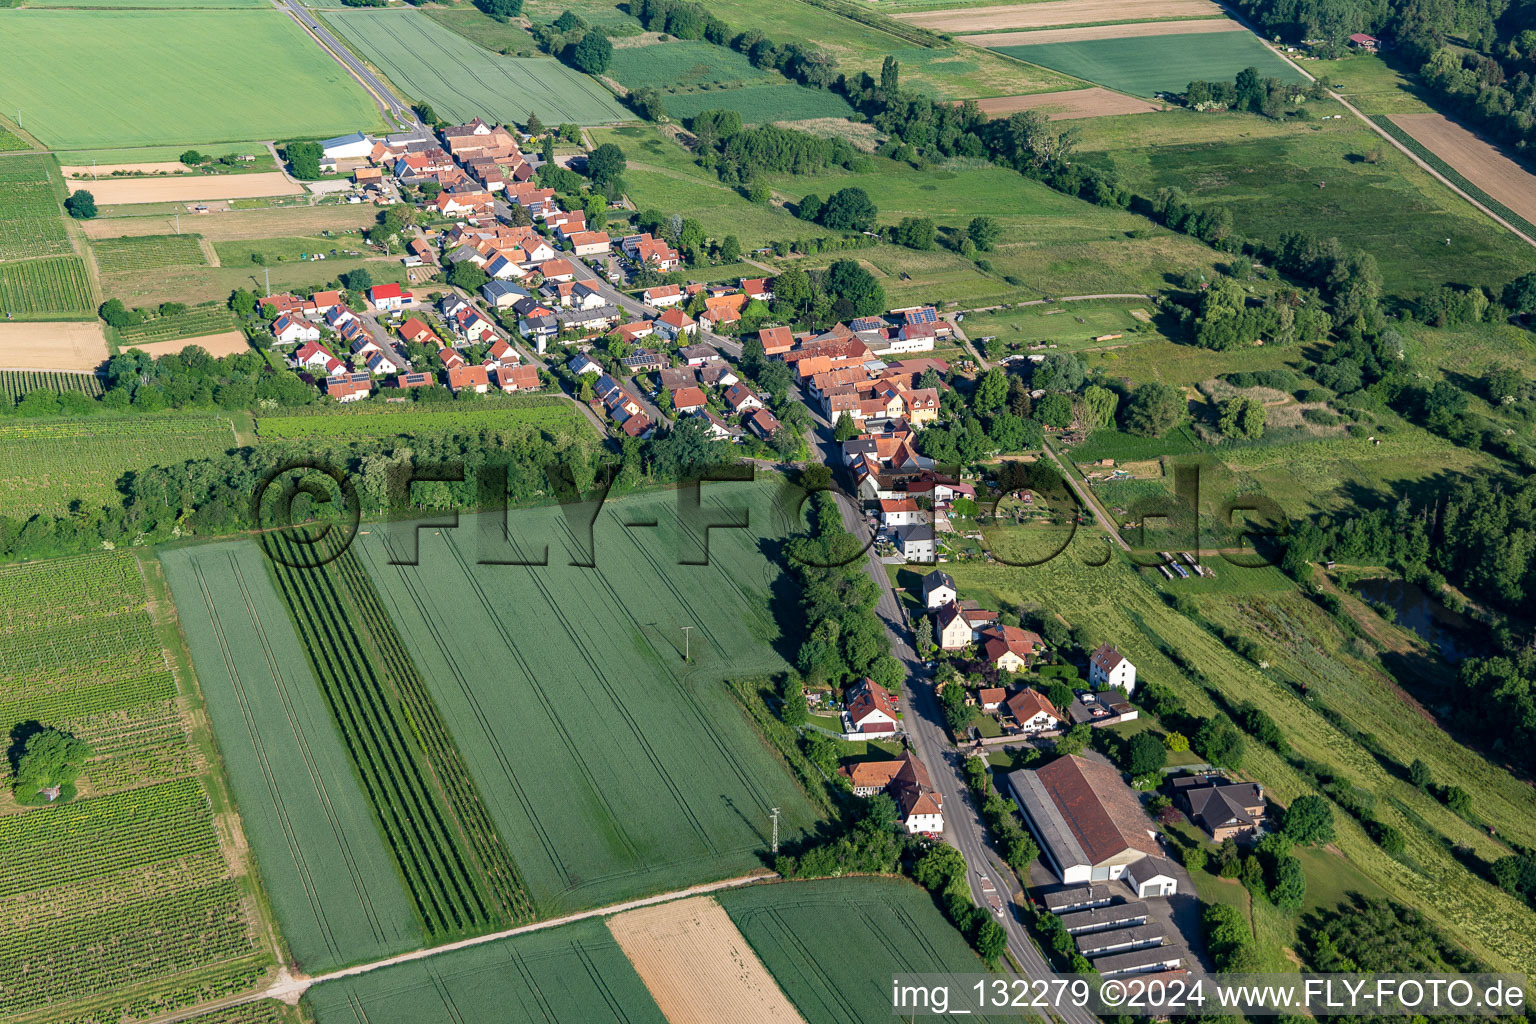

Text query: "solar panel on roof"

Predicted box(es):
[904, 306, 938, 325]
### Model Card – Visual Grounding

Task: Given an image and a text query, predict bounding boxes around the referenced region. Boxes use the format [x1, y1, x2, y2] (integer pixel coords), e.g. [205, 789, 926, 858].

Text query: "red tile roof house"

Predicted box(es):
[723, 383, 763, 414]
[670, 386, 708, 414]
[1004, 688, 1062, 735]
[978, 687, 1007, 712]
[447, 364, 491, 394]
[983, 624, 1045, 673]
[494, 363, 541, 393]
[644, 284, 685, 309]
[758, 325, 795, 356]
[398, 317, 438, 346]
[655, 307, 696, 341]
[745, 408, 781, 441]
[843, 678, 898, 735]
[326, 373, 373, 403]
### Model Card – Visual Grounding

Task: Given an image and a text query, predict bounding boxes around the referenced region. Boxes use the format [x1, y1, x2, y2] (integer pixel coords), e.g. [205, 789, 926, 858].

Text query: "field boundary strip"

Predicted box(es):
[1371, 115, 1536, 240]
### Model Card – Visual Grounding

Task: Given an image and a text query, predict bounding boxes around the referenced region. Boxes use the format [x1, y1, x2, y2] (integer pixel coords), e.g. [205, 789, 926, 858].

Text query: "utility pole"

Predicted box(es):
[770, 807, 781, 855]
[174, 213, 179, 235]
[264, 267, 270, 296]
[680, 625, 692, 663]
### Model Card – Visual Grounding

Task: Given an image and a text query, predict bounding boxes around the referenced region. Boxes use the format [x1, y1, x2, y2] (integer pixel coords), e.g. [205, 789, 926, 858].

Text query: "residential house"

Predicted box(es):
[934, 602, 977, 652]
[368, 284, 412, 311]
[758, 325, 795, 356]
[655, 308, 697, 342]
[1008, 755, 1162, 885]
[722, 383, 763, 415]
[399, 317, 438, 347]
[555, 305, 620, 335]
[520, 315, 558, 351]
[622, 348, 662, 373]
[622, 232, 681, 270]
[481, 280, 531, 310]
[741, 277, 774, 303]
[679, 343, 719, 366]
[260, 293, 304, 318]
[892, 523, 935, 563]
[325, 372, 373, 402]
[1348, 32, 1380, 51]
[454, 307, 497, 344]
[272, 314, 320, 346]
[745, 408, 780, 441]
[447, 364, 491, 394]
[1088, 643, 1136, 695]
[671, 386, 708, 415]
[879, 497, 923, 527]
[644, 284, 684, 309]
[395, 371, 434, 390]
[568, 231, 611, 257]
[433, 190, 494, 217]
[568, 352, 602, 376]
[981, 624, 1045, 673]
[485, 251, 529, 280]
[697, 362, 738, 388]
[979, 688, 1006, 712]
[836, 753, 942, 833]
[1171, 775, 1266, 842]
[439, 348, 466, 372]
[493, 363, 541, 393]
[844, 678, 898, 736]
[657, 366, 695, 392]
[537, 259, 576, 283]
[307, 290, 343, 319]
[921, 569, 957, 610]
[291, 340, 342, 376]
[691, 407, 743, 441]
[366, 349, 401, 376]
[1004, 689, 1062, 734]
[487, 338, 520, 366]
[615, 320, 656, 346]
[699, 293, 747, 332]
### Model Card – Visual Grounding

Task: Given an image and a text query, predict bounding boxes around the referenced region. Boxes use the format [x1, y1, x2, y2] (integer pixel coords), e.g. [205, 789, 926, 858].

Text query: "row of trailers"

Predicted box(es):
[1155, 551, 1213, 582]
[1041, 885, 1187, 977]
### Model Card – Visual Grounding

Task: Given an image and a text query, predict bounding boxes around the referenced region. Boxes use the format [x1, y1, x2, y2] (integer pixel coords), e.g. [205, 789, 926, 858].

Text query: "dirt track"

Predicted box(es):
[1390, 113, 1536, 227]
[896, 0, 1221, 31]
[962, 16, 1241, 45]
[0, 322, 110, 371]
[121, 330, 250, 359]
[78, 172, 302, 205]
[976, 87, 1160, 118]
[608, 897, 805, 1024]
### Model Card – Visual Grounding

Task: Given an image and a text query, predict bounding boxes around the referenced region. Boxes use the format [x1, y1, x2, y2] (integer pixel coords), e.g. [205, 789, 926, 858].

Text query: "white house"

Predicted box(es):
[368, 284, 412, 312]
[568, 353, 602, 376]
[921, 569, 957, 610]
[844, 678, 897, 736]
[1089, 643, 1136, 695]
[1004, 689, 1061, 735]
[879, 497, 923, 527]
[893, 523, 935, 563]
[366, 350, 400, 376]
[272, 314, 320, 346]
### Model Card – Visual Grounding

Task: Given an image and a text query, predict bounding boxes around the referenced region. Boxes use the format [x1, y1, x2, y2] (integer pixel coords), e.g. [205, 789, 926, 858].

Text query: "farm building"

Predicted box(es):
[1007, 755, 1163, 887]
[1348, 32, 1380, 52]
[321, 131, 374, 160]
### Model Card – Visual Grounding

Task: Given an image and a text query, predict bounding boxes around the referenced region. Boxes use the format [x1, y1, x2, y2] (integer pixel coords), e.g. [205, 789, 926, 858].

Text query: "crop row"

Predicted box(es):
[0, 777, 220, 898]
[0, 671, 174, 732]
[269, 532, 503, 938]
[0, 550, 145, 620]
[0, 255, 93, 313]
[0, 879, 253, 1018]
[117, 304, 237, 343]
[1370, 115, 1536, 240]
[0, 612, 163, 686]
[53, 958, 272, 1024]
[255, 402, 577, 440]
[0, 368, 103, 401]
[333, 548, 532, 921]
[0, 414, 233, 443]
[93, 233, 208, 274]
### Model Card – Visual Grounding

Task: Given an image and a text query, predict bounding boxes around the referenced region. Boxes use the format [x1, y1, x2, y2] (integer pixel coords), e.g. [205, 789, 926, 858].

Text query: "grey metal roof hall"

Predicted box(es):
[1008, 768, 1087, 879]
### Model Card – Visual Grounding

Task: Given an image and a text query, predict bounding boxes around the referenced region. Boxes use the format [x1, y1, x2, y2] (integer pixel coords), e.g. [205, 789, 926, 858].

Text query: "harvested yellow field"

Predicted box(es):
[1391, 113, 1536, 228]
[961, 17, 1241, 46]
[0, 321, 110, 371]
[121, 330, 250, 359]
[977, 87, 1160, 118]
[895, 0, 1222, 32]
[608, 896, 806, 1024]
[80, 172, 301, 205]
[60, 162, 192, 178]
